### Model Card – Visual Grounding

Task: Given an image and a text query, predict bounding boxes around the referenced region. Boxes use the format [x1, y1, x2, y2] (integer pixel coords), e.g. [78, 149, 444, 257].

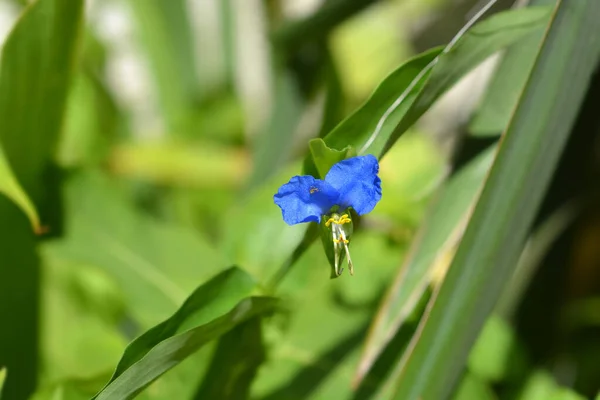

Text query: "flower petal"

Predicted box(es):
[274, 175, 339, 225]
[324, 154, 382, 215]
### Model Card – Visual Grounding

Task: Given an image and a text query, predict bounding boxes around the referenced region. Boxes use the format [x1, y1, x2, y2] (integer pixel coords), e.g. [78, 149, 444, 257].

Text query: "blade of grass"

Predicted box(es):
[392, 2, 600, 399]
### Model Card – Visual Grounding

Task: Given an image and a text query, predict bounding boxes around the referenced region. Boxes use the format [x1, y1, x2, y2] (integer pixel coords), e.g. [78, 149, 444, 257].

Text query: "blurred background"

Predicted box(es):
[0, 0, 598, 399]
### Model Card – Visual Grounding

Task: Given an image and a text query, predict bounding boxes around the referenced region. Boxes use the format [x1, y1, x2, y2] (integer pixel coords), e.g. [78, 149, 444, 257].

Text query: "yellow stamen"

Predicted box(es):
[309, 187, 318, 194]
[325, 213, 351, 227]
[333, 234, 349, 244]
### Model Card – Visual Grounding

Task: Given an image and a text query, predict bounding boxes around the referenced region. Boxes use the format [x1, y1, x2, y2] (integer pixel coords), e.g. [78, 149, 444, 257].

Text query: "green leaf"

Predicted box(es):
[308, 139, 355, 179]
[380, 6, 553, 156]
[320, 48, 440, 155]
[194, 318, 265, 399]
[470, 0, 557, 137]
[0, 0, 83, 185]
[355, 146, 496, 384]
[0, 0, 84, 398]
[0, 368, 6, 400]
[320, 7, 552, 158]
[93, 267, 277, 400]
[392, 2, 600, 399]
[0, 147, 40, 232]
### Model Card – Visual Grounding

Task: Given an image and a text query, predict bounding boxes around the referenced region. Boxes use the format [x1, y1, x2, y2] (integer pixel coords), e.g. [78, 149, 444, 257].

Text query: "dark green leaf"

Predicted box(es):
[194, 318, 265, 400]
[470, 0, 557, 136]
[93, 267, 278, 400]
[392, 2, 600, 399]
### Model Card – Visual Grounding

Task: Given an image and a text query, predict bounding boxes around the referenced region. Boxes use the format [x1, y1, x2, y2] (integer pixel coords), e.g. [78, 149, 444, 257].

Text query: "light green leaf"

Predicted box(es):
[308, 138, 355, 179]
[93, 267, 277, 400]
[0, 148, 40, 232]
[392, 2, 600, 399]
[0, 368, 5, 400]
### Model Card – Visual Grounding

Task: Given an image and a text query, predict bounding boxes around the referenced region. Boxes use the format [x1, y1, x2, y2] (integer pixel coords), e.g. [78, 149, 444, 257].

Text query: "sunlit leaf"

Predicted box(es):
[392, 2, 600, 398]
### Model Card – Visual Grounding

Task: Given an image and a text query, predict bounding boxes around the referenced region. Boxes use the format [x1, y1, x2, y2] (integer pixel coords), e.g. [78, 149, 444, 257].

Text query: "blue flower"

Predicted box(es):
[273, 154, 382, 225]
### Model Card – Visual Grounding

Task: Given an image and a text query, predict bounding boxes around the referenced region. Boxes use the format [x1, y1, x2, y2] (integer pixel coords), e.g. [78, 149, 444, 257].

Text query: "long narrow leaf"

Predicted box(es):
[318, 7, 551, 158]
[392, 2, 600, 399]
[355, 145, 496, 385]
[93, 267, 277, 400]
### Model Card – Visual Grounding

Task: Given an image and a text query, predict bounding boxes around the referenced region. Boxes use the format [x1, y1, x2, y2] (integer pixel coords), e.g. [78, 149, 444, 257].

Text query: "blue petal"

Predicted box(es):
[274, 175, 339, 225]
[324, 154, 382, 215]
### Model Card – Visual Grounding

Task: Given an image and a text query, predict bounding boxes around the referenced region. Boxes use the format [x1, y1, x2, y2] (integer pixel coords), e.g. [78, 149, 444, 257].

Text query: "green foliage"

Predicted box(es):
[392, 2, 600, 399]
[0, 1, 598, 399]
[93, 268, 277, 399]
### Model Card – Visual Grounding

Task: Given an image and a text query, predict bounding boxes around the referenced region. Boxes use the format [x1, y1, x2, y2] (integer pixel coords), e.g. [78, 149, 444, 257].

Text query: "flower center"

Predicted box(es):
[324, 213, 354, 276]
[324, 213, 351, 227]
